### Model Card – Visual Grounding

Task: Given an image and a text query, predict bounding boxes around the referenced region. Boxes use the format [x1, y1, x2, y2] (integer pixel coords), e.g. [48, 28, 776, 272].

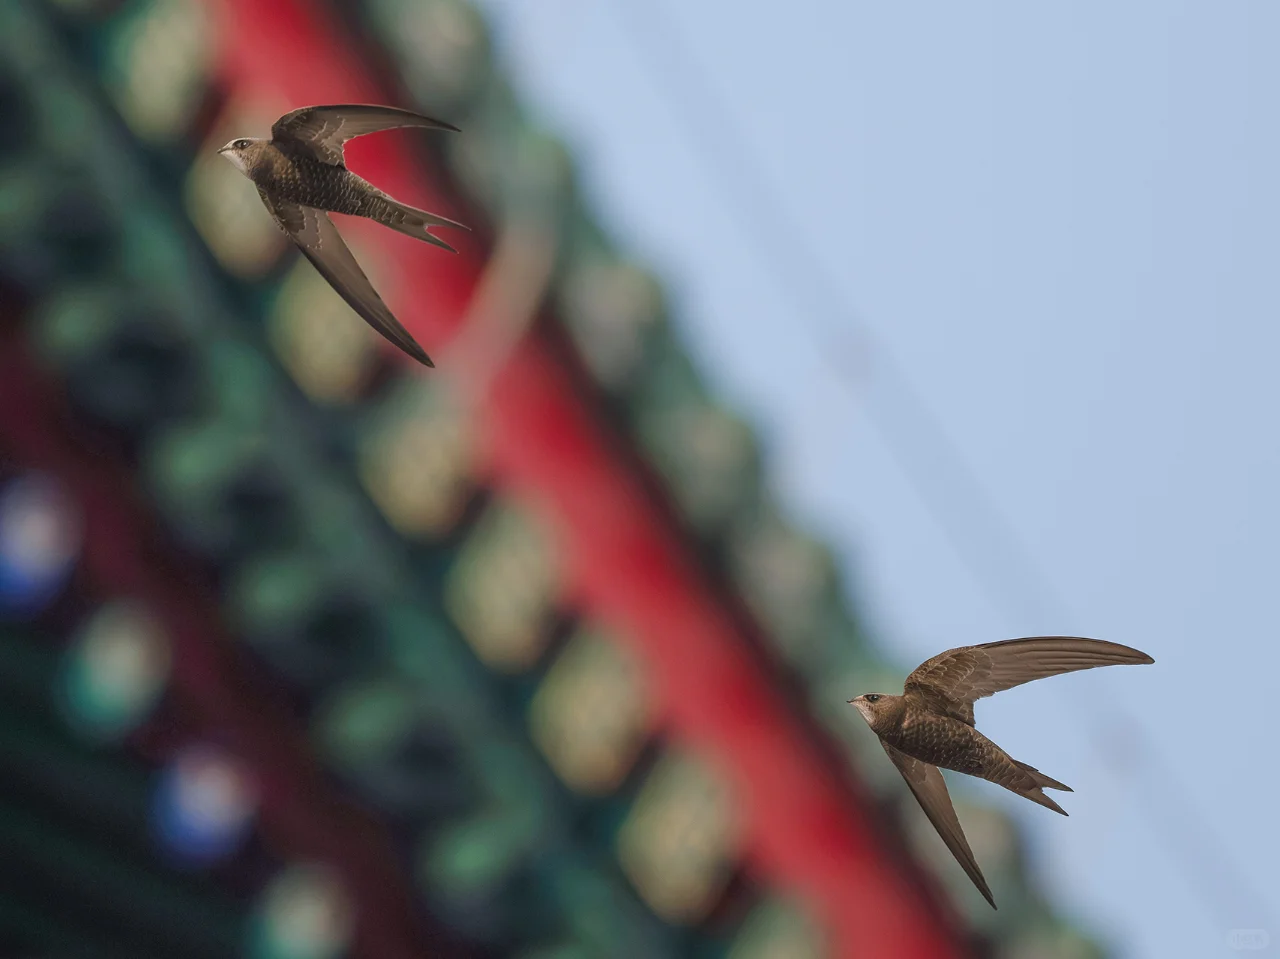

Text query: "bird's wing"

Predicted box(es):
[881, 741, 995, 908]
[258, 191, 434, 367]
[271, 104, 459, 166]
[905, 637, 1154, 723]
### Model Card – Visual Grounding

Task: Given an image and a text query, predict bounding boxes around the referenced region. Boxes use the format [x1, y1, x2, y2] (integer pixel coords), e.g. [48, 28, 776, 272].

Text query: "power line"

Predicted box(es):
[603, 0, 1274, 938]
[604, 4, 1064, 632]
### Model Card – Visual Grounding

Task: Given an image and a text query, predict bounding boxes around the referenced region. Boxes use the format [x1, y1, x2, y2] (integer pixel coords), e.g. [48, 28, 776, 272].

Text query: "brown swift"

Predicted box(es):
[219, 104, 470, 367]
[848, 636, 1154, 908]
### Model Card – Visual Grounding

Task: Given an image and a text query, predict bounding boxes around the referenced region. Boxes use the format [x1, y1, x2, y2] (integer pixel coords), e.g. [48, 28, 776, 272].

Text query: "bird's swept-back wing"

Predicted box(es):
[905, 637, 1154, 723]
[258, 191, 434, 367]
[271, 104, 459, 166]
[882, 741, 995, 909]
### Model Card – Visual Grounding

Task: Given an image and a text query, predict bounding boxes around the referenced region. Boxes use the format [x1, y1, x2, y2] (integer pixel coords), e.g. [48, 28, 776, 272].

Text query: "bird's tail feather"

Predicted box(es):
[1020, 786, 1069, 816]
[1014, 760, 1073, 792]
[377, 196, 469, 252]
[1012, 759, 1071, 815]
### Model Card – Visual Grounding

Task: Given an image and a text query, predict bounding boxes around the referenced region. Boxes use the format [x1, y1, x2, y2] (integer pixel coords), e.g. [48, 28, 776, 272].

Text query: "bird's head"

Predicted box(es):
[217, 137, 265, 177]
[847, 692, 899, 731]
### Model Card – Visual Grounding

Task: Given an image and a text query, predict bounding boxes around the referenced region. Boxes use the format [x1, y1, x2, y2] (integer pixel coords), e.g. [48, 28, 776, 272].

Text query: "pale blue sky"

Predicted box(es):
[471, 2, 1279, 956]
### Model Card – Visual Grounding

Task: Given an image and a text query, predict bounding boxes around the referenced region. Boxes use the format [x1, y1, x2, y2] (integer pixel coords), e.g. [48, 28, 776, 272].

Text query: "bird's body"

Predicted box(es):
[240, 142, 374, 213]
[849, 636, 1154, 907]
[866, 691, 1069, 816]
[219, 104, 469, 367]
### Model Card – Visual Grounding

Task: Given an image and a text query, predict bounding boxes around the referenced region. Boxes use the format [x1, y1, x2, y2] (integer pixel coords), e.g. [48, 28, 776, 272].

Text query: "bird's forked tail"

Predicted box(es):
[1013, 759, 1072, 816]
[1015, 760, 1072, 792]
[375, 195, 469, 253]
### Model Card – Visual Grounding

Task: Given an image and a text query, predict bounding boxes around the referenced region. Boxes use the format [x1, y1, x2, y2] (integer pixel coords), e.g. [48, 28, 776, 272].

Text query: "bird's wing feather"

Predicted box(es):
[881, 741, 995, 908]
[271, 104, 459, 166]
[258, 191, 434, 367]
[905, 637, 1154, 722]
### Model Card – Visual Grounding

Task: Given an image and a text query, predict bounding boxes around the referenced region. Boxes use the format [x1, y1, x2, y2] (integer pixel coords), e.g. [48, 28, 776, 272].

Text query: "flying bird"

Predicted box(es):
[848, 636, 1154, 908]
[218, 104, 470, 367]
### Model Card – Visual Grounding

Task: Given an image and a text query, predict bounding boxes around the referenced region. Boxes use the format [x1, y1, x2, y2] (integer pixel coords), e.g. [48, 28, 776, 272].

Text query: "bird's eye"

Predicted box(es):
[865, 694, 881, 703]
[235, 139, 249, 149]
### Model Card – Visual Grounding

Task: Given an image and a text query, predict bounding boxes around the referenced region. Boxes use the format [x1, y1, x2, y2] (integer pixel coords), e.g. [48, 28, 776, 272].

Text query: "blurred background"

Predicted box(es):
[0, 1, 1275, 958]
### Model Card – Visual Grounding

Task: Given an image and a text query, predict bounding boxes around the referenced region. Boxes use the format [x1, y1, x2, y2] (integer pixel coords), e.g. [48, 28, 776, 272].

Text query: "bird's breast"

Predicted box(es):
[892, 712, 989, 775]
[258, 152, 367, 215]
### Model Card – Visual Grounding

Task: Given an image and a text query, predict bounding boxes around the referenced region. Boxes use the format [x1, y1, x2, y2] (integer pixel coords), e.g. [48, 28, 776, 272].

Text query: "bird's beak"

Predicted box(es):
[846, 697, 857, 704]
[217, 145, 231, 155]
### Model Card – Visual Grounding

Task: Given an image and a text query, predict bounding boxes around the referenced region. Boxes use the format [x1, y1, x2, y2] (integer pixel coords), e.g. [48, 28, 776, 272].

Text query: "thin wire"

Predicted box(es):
[604, 0, 1275, 937]
[603, 4, 1061, 633]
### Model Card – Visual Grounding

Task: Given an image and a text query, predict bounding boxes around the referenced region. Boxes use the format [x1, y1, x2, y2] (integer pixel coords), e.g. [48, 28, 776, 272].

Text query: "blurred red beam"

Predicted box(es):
[208, 1, 970, 955]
